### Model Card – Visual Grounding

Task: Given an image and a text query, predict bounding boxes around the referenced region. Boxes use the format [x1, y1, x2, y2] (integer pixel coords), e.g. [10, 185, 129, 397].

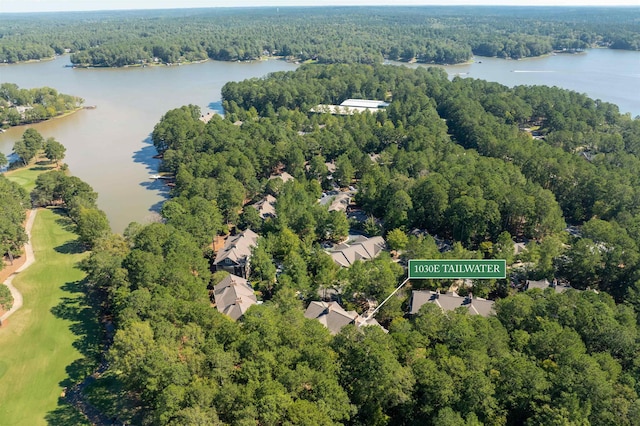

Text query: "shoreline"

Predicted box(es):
[0, 52, 594, 70]
[0, 45, 632, 70]
[1, 106, 85, 132]
[0, 56, 57, 66]
[69, 56, 296, 69]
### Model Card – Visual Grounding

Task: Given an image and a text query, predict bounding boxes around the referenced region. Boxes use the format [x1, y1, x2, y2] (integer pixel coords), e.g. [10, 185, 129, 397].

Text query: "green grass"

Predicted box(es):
[5, 159, 55, 194]
[0, 170, 98, 425]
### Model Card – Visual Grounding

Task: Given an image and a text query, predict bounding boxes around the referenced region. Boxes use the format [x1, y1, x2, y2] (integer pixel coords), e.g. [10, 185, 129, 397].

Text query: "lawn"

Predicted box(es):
[4, 158, 55, 193]
[0, 166, 98, 425]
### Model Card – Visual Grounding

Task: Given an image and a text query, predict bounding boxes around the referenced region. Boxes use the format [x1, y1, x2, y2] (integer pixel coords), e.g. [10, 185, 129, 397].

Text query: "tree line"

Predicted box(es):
[0, 175, 29, 269]
[1, 129, 67, 270]
[0, 7, 639, 67]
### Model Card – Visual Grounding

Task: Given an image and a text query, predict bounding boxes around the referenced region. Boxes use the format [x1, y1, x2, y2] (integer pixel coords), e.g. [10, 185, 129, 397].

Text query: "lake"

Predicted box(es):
[1, 49, 639, 232]
[440, 49, 640, 118]
[0, 58, 298, 232]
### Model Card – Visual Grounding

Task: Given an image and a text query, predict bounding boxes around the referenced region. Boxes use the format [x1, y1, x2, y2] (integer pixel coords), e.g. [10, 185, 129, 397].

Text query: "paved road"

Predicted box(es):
[0, 208, 37, 325]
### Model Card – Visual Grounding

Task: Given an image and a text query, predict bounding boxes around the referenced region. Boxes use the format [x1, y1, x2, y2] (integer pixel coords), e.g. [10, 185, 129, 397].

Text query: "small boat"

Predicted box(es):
[149, 174, 161, 179]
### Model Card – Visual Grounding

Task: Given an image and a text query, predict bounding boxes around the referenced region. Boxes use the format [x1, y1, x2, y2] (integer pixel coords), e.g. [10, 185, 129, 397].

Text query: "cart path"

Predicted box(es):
[0, 208, 37, 325]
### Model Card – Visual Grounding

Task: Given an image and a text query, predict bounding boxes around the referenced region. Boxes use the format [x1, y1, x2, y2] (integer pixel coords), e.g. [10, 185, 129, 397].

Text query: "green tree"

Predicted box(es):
[12, 140, 35, 166]
[333, 326, 415, 425]
[43, 137, 66, 166]
[384, 189, 412, 231]
[76, 207, 111, 248]
[493, 231, 515, 266]
[0, 176, 28, 265]
[307, 154, 328, 181]
[22, 127, 44, 153]
[239, 205, 263, 232]
[324, 210, 349, 243]
[161, 196, 223, 248]
[386, 228, 408, 252]
[537, 234, 565, 279]
[249, 241, 277, 298]
[334, 154, 354, 188]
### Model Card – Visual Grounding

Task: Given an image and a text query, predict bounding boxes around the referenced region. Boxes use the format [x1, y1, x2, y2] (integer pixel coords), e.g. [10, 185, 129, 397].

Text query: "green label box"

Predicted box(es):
[409, 259, 506, 279]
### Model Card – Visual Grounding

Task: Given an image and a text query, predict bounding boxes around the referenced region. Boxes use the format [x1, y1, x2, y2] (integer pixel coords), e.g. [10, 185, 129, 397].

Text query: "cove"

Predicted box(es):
[0, 57, 297, 232]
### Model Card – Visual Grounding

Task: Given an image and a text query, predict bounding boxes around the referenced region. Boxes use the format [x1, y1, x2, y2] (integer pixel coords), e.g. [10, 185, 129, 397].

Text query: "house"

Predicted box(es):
[213, 229, 259, 278]
[310, 99, 390, 116]
[524, 278, 575, 294]
[325, 161, 337, 174]
[304, 301, 385, 335]
[269, 171, 294, 184]
[213, 274, 257, 321]
[199, 112, 216, 123]
[15, 105, 33, 117]
[328, 193, 351, 213]
[251, 194, 277, 219]
[513, 242, 527, 255]
[340, 99, 390, 109]
[409, 290, 494, 317]
[329, 235, 386, 267]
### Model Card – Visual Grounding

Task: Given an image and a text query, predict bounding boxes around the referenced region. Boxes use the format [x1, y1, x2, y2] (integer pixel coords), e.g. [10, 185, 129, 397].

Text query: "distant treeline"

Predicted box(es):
[0, 7, 639, 67]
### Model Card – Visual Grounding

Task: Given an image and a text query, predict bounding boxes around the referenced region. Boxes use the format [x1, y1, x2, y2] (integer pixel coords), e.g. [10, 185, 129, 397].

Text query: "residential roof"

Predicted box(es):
[269, 172, 294, 183]
[513, 242, 527, 255]
[310, 104, 385, 115]
[328, 193, 351, 212]
[304, 301, 386, 334]
[199, 112, 216, 123]
[525, 279, 574, 294]
[251, 194, 277, 219]
[213, 274, 257, 320]
[305, 301, 358, 335]
[329, 236, 386, 267]
[410, 290, 495, 317]
[214, 229, 259, 266]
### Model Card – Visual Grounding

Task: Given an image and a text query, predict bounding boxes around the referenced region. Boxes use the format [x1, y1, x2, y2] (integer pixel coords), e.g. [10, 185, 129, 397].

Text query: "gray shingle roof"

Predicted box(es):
[213, 274, 257, 321]
[269, 172, 294, 183]
[251, 195, 277, 219]
[328, 193, 351, 212]
[304, 301, 387, 334]
[410, 290, 494, 317]
[329, 236, 386, 267]
[525, 279, 574, 294]
[214, 229, 259, 267]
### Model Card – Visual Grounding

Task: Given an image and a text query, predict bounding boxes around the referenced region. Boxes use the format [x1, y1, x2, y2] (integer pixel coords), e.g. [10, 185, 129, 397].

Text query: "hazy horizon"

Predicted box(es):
[2, 0, 639, 14]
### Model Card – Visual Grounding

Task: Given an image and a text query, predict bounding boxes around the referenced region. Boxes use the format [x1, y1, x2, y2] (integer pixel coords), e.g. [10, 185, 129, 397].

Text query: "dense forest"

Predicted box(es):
[0, 83, 84, 128]
[1, 7, 639, 66]
[58, 63, 640, 424]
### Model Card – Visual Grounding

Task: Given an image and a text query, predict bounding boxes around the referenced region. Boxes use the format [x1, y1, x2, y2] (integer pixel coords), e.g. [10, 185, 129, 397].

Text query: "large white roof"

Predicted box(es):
[340, 99, 390, 108]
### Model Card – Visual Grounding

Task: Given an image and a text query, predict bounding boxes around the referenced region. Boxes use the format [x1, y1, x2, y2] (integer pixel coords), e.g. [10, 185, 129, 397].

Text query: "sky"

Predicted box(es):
[2, 0, 639, 14]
